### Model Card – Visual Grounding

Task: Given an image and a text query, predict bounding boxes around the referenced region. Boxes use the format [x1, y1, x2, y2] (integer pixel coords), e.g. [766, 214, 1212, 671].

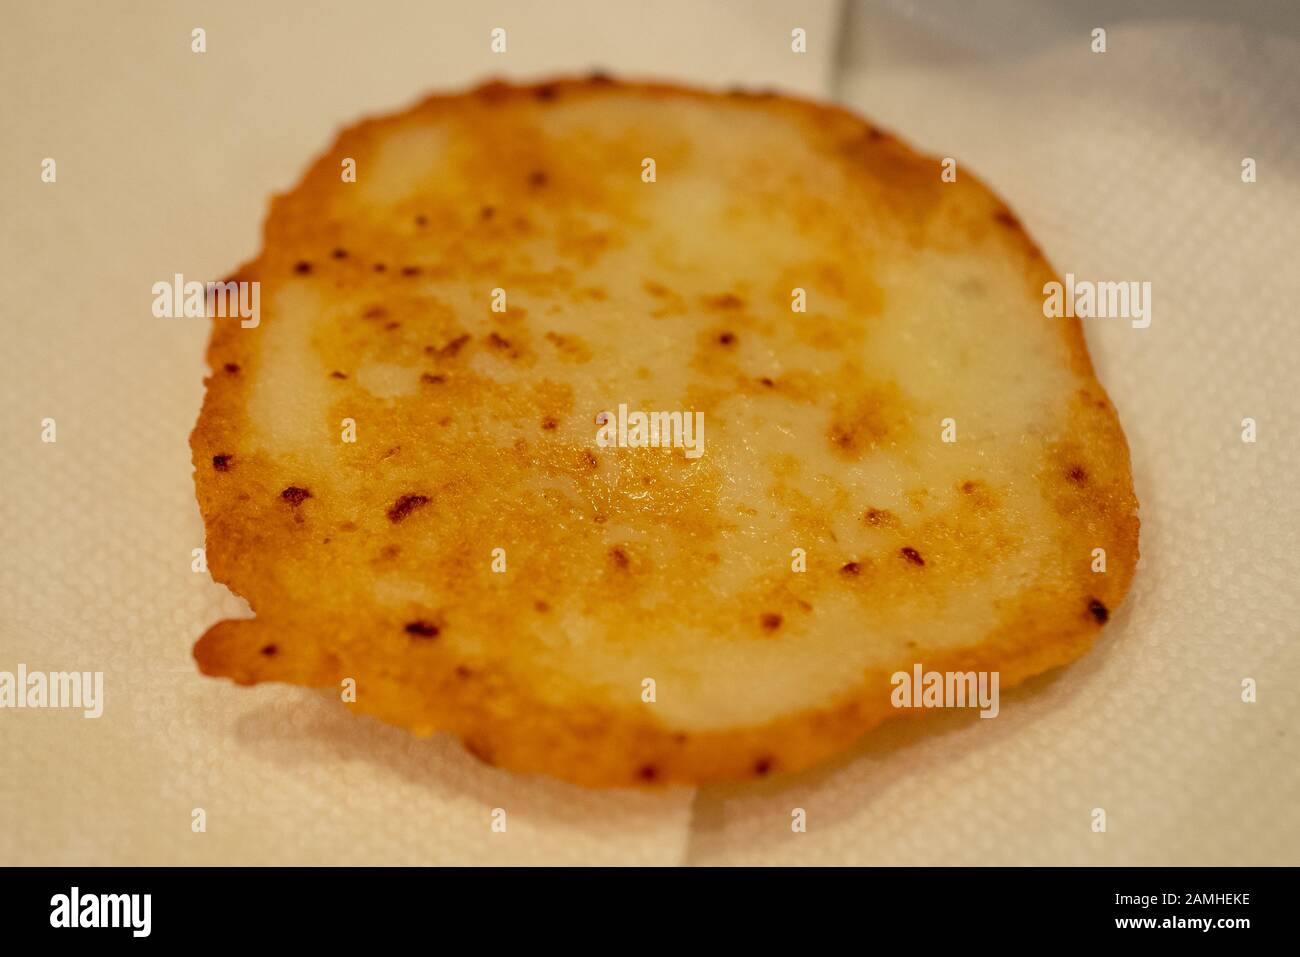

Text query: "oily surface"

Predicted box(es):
[191, 76, 1139, 787]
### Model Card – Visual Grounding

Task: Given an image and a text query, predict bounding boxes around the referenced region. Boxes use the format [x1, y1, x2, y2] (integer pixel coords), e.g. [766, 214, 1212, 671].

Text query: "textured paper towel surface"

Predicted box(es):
[690, 2, 1300, 866]
[0, 0, 839, 866]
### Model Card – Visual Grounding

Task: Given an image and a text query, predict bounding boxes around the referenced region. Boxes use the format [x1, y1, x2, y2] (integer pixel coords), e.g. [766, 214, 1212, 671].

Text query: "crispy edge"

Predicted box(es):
[190, 74, 1140, 788]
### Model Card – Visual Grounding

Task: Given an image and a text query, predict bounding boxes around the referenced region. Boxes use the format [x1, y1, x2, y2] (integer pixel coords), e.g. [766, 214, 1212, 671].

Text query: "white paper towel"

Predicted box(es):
[690, 2, 1300, 866]
[0, 0, 840, 866]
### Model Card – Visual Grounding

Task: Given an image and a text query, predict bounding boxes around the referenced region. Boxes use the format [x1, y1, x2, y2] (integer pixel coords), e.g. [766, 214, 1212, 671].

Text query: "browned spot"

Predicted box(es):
[534, 600, 551, 613]
[760, 612, 783, 631]
[828, 385, 909, 460]
[223, 362, 240, 375]
[541, 417, 558, 430]
[534, 83, 558, 101]
[717, 331, 737, 346]
[331, 248, 348, 259]
[386, 494, 430, 522]
[487, 331, 517, 357]
[463, 735, 496, 766]
[1088, 598, 1109, 624]
[754, 757, 773, 776]
[404, 620, 440, 638]
[1068, 465, 1089, 484]
[426, 333, 470, 359]
[644, 279, 687, 317]
[840, 561, 861, 576]
[379, 544, 401, 560]
[581, 450, 599, 471]
[528, 169, 549, 188]
[994, 208, 1020, 229]
[609, 547, 630, 569]
[384, 321, 401, 331]
[479, 205, 496, 220]
[728, 86, 776, 99]
[455, 664, 473, 679]
[544, 330, 592, 362]
[362, 305, 387, 319]
[421, 373, 446, 385]
[864, 507, 897, 528]
[957, 479, 999, 510]
[1077, 387, 1111, 412]
[372, 262, 387, 273]
[759, 376, 775, 388]
[414, 214, 428, 227]
[259, 644, 278, 657]
[293, 261, 312, 275]
[281, 486, 311, 506]
[212, 454, 232, 472]
[401, 266, 422, 277]
[703, 292, 744, 310]
[330, 370, 348, 379]
[840, 129, 943, 222]
[900, 546, 925, 566]
[638, 764, 659, 782]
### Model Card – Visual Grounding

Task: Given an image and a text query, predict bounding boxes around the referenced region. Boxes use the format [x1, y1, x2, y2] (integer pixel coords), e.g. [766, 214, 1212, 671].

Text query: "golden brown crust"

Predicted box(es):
[191, 75, 1139, 787]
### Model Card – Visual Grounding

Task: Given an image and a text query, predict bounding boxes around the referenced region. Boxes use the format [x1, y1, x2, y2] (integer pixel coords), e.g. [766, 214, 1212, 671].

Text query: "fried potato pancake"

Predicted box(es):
[192, 76, 1139, 787]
